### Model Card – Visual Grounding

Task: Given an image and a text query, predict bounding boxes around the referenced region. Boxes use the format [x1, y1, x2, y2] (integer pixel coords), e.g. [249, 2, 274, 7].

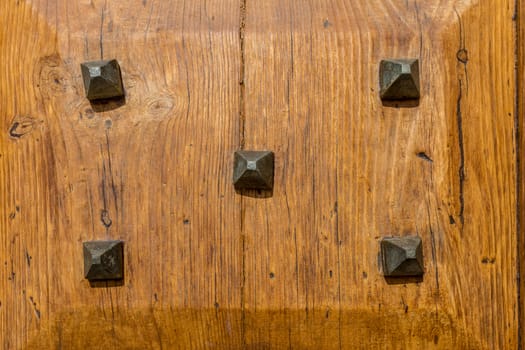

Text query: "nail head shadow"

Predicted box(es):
[381, 98, 420, 108]
[235, 187, 274, 198]
[384, 275, 423, 285]
[89, 95, 126, 112]
[89, 279, 125, 288]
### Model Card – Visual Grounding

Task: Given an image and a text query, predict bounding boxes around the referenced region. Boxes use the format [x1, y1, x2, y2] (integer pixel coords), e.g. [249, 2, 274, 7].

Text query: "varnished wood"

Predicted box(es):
[518, 0, 525, 348]
[0, 0, 519, 349]
[0, 0, 242, 348]
[242, 1, 518, 348]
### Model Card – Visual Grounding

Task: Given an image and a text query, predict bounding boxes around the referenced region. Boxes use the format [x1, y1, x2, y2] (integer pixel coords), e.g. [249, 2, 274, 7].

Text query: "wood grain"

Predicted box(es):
[0, 0, 519, 349]
[1, 0, 243, 348]
[519, 0, 525, 348]
[242, 0, 517, 348]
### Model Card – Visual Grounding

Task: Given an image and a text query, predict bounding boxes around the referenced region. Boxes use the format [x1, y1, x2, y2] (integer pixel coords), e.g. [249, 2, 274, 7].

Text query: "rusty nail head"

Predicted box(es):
[381, 236, 424, 277]
[80, 59, 124, 101]
[379, 59, 420, 100]
[233, 150, 274, 190]
[83, 240, 124, 280]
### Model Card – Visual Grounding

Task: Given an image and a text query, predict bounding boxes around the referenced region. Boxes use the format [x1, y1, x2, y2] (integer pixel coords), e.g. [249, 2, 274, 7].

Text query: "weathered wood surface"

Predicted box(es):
[515, 1, 525, 349]
[0, 0, 519, 349]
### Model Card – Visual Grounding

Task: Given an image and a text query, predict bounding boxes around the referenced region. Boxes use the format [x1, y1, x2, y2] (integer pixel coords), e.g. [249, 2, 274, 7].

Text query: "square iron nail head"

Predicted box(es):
[381, 236, 424, 277]
[80, 59, 124, 101]
[379, 59, 420, 100]
[83, 240, 124, 281]
[233, 150, 274, 190]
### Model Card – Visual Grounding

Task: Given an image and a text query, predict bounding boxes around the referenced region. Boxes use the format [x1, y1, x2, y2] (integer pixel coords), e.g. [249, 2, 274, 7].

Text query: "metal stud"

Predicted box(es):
[379, 59, 420, 100]
[381, 236, 424, 277]
[233, 150, 274, 190]
[80, 59, 124, 100]
[83, 240, 124, 280]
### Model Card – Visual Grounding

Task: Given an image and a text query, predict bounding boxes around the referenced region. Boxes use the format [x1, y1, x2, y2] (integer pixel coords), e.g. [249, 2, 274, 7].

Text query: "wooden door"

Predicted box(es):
[0, 0, 522, 349]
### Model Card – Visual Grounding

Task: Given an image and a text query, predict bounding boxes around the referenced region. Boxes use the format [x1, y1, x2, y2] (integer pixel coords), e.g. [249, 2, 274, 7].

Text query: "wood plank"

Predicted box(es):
[519, 0, 525, 348]
[0, 1, 242, 348]
[242, 0, 517, 348]
[0, 0, 519, 348]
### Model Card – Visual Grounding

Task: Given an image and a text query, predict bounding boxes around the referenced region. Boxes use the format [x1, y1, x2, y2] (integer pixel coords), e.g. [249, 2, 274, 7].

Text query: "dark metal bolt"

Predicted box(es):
[381, 236, 424, 277]
[80, 59, 124, 100]
[83, 240, 124, 280]
[379, 59, 420, 100]
[233, 150, 274, 190]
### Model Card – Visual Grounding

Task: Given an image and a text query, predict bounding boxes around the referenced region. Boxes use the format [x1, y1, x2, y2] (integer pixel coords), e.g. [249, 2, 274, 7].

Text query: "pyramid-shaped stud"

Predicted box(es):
[83, 240, 124, 280]
[233, 150, 274, 190]
[381, 236, 424, 277]
[379, 59, 420, 100]
[80, 59, 124, 100]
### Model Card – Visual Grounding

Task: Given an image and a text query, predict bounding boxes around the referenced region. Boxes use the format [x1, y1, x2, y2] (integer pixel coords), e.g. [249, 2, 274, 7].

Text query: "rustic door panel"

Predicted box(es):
[0, 0, 519, 349]
[242, 1, 517, 349]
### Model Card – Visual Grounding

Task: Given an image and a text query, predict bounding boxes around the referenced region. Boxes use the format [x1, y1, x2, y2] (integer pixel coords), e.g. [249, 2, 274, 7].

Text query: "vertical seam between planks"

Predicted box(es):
[239, 0, 247, 348]
[515, 0, 521, 348]
[239, 0, 246, 150]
